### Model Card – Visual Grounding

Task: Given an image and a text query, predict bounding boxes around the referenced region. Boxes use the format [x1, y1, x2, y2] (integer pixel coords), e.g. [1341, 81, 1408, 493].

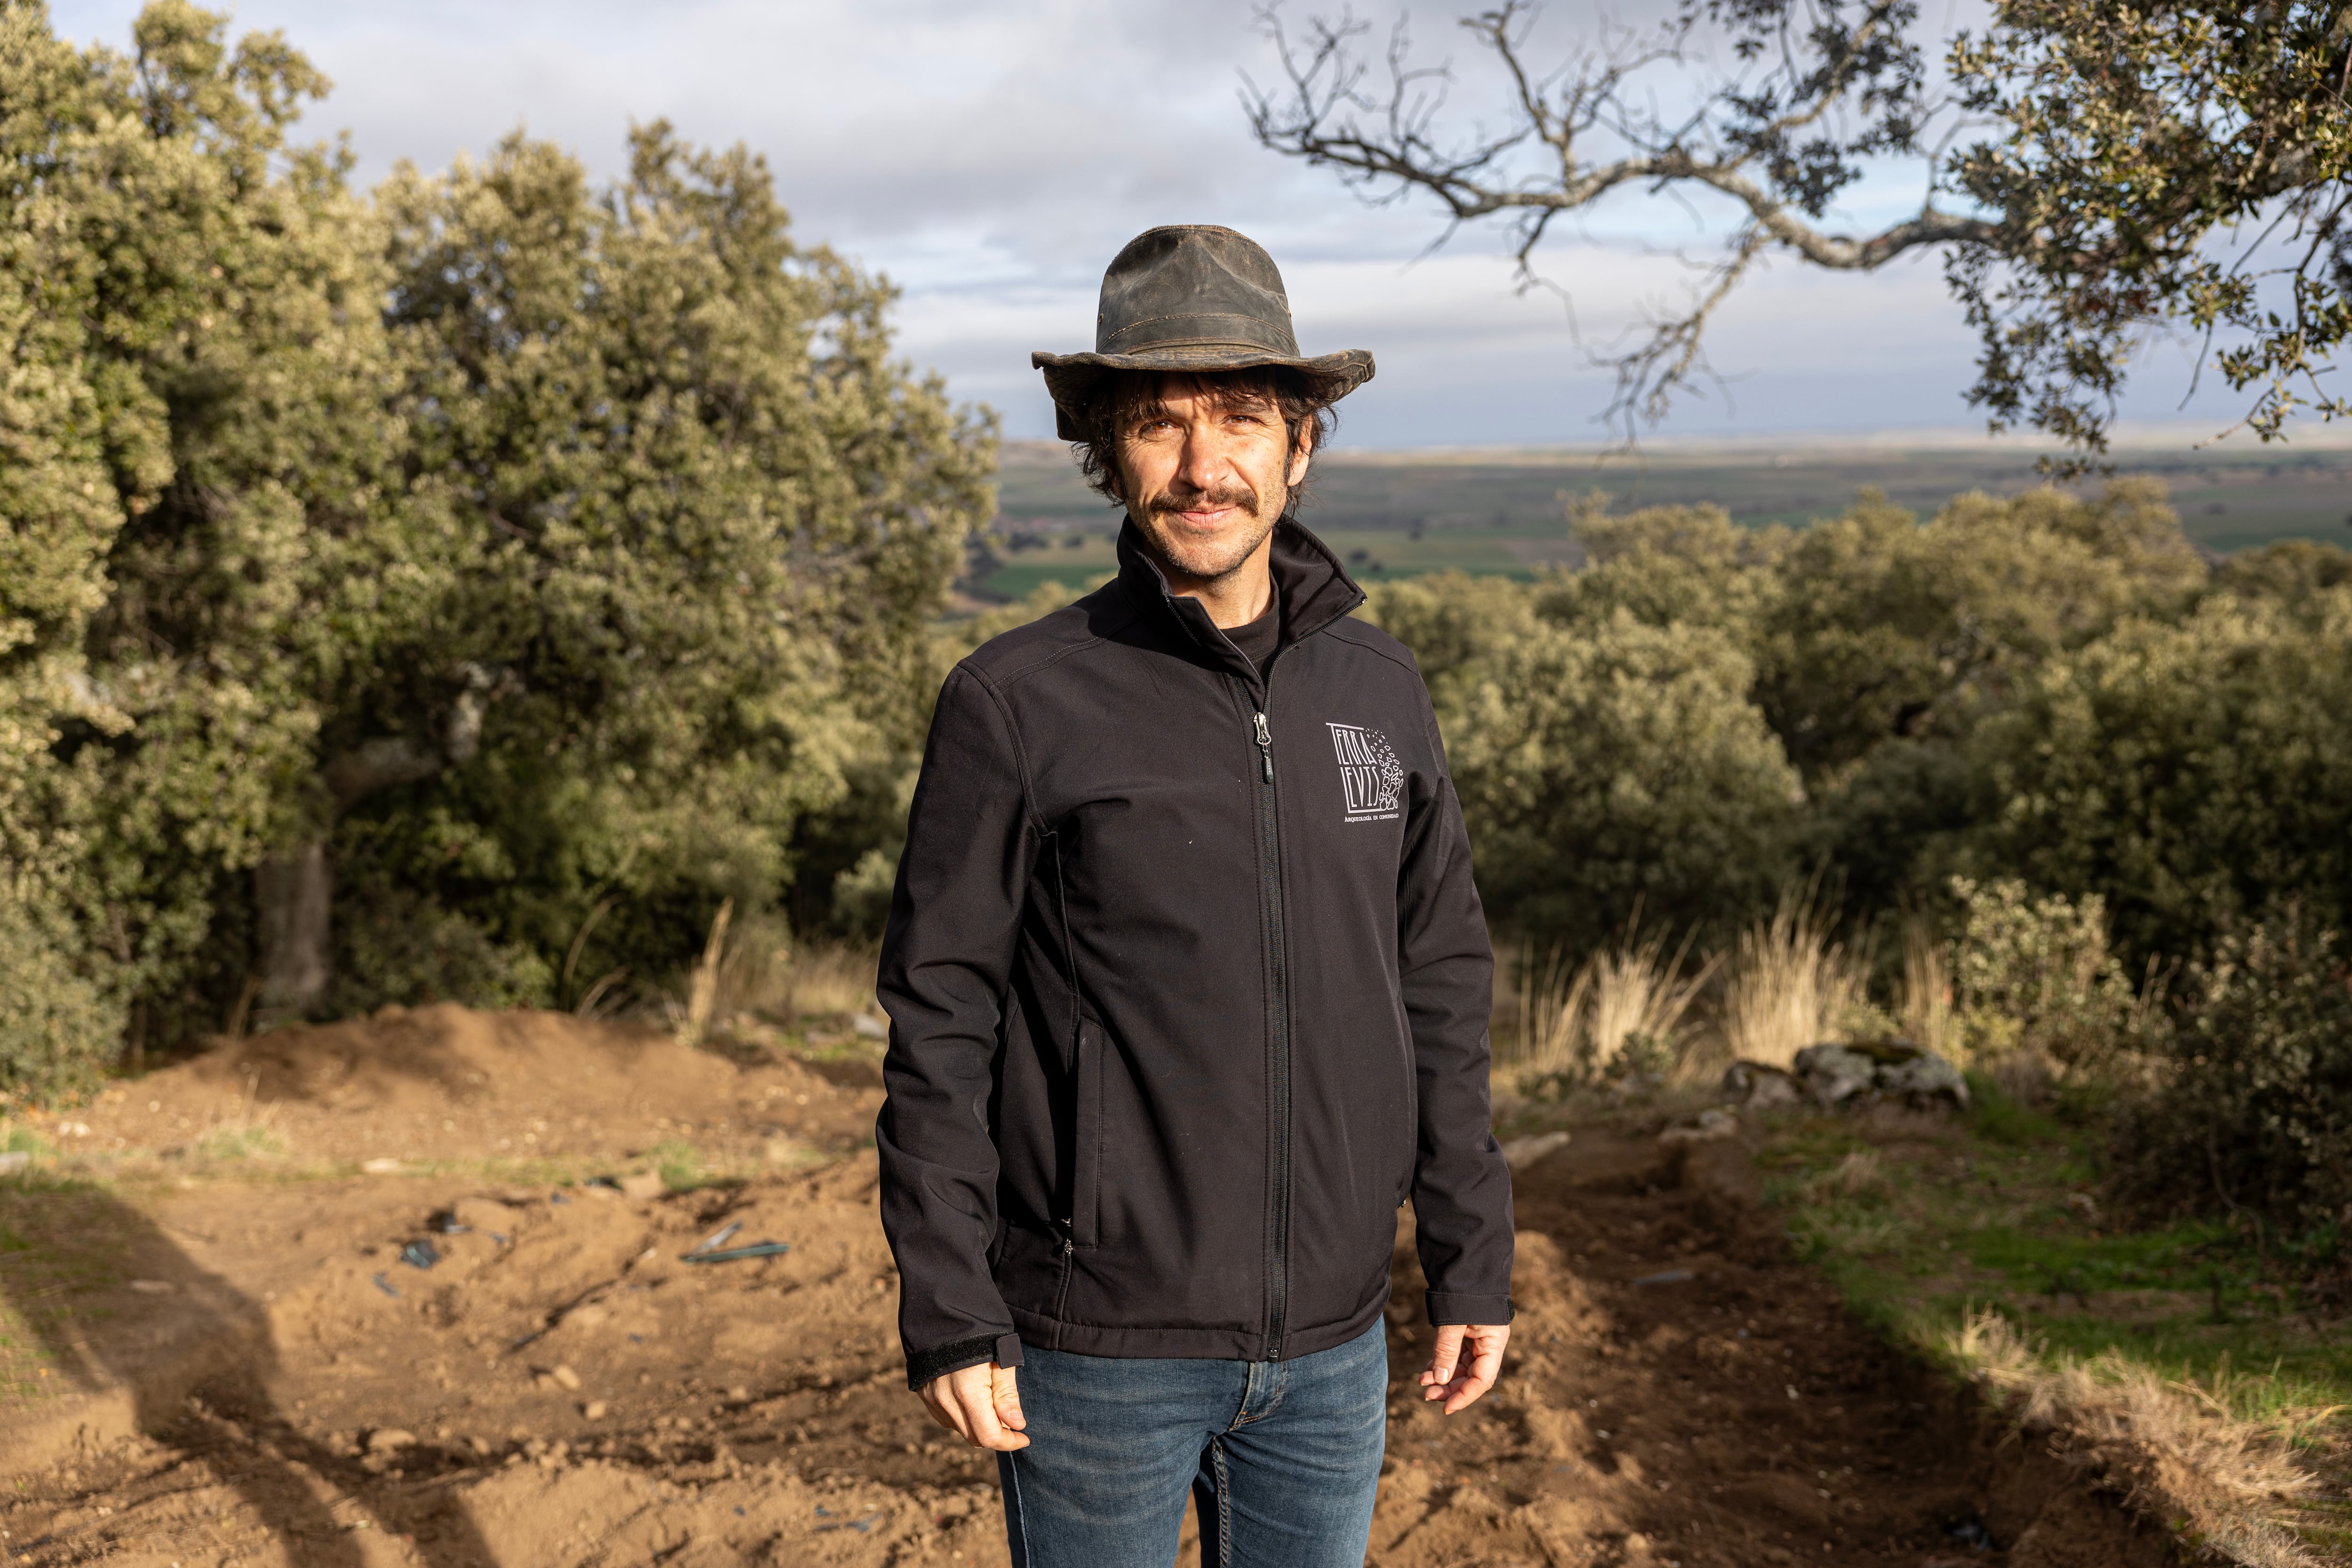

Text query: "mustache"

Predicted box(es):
[1144, 480, 1263, 518]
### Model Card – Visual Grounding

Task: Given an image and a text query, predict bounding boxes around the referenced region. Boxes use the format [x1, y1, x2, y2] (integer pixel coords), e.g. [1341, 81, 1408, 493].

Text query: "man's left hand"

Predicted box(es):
[1420, 1322, 1509, 1414]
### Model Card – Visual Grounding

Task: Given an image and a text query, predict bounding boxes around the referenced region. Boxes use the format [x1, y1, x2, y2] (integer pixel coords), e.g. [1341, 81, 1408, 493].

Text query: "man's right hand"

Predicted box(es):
[919, 1361, 1029, 1451]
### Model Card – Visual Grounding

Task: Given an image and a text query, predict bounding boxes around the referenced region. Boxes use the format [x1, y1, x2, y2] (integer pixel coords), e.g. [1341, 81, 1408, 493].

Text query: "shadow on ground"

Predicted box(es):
[0, 1174, 499, 1567]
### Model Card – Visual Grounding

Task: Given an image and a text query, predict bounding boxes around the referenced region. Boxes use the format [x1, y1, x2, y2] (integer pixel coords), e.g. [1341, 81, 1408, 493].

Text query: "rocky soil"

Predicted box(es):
[0, 1008, 2163, 1566]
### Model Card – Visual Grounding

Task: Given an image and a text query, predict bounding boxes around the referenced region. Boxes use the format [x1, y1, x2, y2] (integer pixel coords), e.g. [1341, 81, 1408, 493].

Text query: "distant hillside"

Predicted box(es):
[973, 438, 2352, 600]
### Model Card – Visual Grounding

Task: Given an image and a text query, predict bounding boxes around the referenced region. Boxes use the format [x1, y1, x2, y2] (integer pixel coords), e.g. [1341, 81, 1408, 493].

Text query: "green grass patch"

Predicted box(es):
[191, 1124, 289, 1162]
[1756, 1087, 2352, 1436]
[1, 1123, 53, 1157]
[645, 1138, 755, 1193]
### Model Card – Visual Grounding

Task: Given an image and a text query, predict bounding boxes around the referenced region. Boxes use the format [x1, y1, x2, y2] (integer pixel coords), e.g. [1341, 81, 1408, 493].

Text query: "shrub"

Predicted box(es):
[1368, 574, 1802, 952]
[0, 884, 123, 1106]
[1961, 589, 2352, 964]
[2115, 908, 2352, 1226]
[1948, 877, 2132, 1073]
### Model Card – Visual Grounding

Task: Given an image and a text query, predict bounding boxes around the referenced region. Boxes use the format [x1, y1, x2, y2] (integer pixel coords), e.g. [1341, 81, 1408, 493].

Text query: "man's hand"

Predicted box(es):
[919, 1361, 1029, 1451]
[1420, 1323, 1509, 1414]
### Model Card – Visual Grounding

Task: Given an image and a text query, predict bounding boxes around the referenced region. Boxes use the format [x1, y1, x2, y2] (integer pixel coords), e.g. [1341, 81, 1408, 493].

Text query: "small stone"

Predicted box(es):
[1500, 1130, 1572, 1170]
[583, 1400, 608, 1420]
[728, 1385, 749, 1402]
[1660, 1107, 1738, 1146]
[850, 1012, 888, 1040]
[365, 1429, 415, 1454]
[127, 1279, 175, 1294]
[1792, 1044, 1878, 1107]
[1720, 1061, 1803, 1110]
[360, 1157, 403, 1175]
[1875, 1046, 1969, 1108]
[618, 1171, 664, 1200]
[551, 1364, 582, 1392]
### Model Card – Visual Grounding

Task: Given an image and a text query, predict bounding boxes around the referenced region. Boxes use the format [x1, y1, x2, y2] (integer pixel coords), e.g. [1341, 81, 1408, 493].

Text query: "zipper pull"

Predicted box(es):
[1252, 711, 1274, 782]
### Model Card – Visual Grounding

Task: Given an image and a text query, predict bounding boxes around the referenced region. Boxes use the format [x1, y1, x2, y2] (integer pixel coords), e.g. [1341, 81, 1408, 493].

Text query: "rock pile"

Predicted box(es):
[1721, 1040, 1968, 1112]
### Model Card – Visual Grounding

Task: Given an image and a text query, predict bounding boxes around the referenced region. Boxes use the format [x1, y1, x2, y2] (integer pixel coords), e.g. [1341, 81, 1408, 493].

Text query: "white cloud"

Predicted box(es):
[46, 0, 2259, 447]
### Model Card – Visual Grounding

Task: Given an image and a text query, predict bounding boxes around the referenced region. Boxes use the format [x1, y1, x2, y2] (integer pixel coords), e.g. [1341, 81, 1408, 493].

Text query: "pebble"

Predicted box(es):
[1659, 1108, 1737, 1146]
[552, 1365, 582, 1391]
[1501, 1130, 1573, 1170]
[365, 1429, 415, 1454]
[583, 1401, 608, 1420]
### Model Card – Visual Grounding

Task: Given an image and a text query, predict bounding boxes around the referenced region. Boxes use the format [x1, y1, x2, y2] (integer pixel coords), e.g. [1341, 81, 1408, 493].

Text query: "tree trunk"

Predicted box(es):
[254, 839, 333, 1022]
[248, 663, 514, 1025]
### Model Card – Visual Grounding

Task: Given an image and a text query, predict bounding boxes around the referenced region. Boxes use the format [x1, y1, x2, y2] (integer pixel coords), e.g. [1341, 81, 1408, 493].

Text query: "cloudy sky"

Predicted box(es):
[51, 0, 2250, 450]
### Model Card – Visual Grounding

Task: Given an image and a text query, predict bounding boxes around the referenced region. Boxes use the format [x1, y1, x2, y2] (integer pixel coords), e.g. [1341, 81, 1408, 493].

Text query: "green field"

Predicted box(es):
[976, 438, 2352, 600]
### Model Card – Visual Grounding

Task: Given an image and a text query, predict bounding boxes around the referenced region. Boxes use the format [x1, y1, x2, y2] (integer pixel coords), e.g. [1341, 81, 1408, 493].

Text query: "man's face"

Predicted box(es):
[1115, 378, 1311, 585]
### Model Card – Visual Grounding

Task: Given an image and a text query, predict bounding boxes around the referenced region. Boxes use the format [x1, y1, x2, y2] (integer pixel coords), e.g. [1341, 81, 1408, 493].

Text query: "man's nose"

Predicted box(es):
[1173, 427, 1229, 493]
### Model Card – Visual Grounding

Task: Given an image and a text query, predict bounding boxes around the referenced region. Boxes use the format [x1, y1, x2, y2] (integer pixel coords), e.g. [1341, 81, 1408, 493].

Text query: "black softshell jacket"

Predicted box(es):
[877, 518, 1513, 1390]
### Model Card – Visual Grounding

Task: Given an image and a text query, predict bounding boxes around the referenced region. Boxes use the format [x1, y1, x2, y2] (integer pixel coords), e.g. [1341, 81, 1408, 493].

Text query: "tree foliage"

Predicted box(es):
[1368, 562, 1800, 952]
[1963, 585, 2352, 959]
[1250, 0, 2352, 463]
[0, 0, 991, 1096]
[1367, 480, 2352, 971]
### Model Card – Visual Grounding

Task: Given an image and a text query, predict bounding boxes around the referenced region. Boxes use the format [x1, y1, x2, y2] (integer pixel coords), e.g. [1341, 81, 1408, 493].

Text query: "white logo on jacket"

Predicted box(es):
[1327, 723, 1405, 821]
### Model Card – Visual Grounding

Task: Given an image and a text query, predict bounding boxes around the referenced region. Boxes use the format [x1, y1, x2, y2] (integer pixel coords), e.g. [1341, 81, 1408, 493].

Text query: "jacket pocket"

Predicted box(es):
[1069, 1021, 1104, 1249]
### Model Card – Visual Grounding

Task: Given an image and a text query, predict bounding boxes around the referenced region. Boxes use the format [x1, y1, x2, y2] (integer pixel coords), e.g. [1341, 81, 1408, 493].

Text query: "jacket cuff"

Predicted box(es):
[1425, 1291, 1513, 1326]
[905, 1331, 1025, 1391]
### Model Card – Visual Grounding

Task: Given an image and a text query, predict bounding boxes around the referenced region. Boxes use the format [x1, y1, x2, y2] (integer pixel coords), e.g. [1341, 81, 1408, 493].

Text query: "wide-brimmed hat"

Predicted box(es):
[1032, 225, 1375, 440]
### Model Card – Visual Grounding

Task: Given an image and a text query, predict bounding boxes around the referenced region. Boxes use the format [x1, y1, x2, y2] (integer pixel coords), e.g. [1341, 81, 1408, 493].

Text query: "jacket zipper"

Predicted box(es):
[1053, 1224, 1075, 1321]
[1250, 698, 1291, 1361]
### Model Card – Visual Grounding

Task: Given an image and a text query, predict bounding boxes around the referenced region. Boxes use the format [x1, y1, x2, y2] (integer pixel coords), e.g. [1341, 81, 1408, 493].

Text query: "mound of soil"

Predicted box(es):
[0, 1008, 2163, 1566]
[46, 1002, 884, 1172]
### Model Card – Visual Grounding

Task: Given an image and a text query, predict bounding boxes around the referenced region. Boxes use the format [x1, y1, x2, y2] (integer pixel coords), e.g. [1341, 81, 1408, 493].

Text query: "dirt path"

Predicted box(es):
[0, 1010, 2160, 1567]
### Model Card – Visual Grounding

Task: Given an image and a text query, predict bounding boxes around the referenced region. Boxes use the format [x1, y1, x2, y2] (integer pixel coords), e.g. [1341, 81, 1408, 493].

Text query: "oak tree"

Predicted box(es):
[1250, 0, 2351, 466]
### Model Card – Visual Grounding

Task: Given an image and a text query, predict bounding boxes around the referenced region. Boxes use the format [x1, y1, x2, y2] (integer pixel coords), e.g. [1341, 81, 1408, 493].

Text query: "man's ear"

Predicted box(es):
[1286, 422, 1313, 488]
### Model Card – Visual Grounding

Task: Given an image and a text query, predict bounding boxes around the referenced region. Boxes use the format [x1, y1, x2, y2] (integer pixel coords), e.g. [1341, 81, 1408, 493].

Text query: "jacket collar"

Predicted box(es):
[1114, 515, 1365, 685]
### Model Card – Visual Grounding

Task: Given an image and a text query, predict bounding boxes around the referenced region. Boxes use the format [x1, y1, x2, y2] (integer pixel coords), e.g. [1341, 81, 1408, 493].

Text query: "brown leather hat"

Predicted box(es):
[1032, 225, 1375, 440]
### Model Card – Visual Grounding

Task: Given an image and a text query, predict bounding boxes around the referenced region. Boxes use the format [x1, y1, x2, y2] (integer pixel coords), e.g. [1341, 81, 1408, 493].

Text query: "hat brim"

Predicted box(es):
[1031, 347, 1374, 441]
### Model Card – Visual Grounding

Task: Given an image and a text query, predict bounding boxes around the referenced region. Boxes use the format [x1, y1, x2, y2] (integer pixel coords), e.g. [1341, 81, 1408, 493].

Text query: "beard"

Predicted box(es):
[1131, 476, 1285, 584]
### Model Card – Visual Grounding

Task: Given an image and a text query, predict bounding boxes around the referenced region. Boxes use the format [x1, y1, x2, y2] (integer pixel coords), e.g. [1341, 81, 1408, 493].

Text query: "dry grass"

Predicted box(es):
[1721, 886, 1867, 1068]
[1804, 1147, 1884, 1201]
[1901, 920, 1954, 1057]
[1512, 951, 1594, 1078]
[1945, 1311, 2325, 1567]
[779, 943, 879, 1020]
[660, 908, 875, 1041]
[1512, 931, 1716, 1082]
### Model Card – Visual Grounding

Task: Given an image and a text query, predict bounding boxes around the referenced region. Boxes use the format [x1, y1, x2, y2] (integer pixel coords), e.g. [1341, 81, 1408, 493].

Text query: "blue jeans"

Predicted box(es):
[997, 1320, 1388, 1568]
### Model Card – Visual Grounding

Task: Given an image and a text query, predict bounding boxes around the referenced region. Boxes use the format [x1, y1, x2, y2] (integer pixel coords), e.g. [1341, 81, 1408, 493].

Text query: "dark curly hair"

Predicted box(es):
[1065, 366, 1343, 515]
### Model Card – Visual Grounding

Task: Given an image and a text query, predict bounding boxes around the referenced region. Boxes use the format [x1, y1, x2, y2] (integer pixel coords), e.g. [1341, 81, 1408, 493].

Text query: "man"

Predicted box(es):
[876, 225, 1513, 1568]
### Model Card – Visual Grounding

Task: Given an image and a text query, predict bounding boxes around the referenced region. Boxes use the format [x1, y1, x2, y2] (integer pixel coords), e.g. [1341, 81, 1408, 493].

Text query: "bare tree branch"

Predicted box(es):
[1248, 0, 2352, 460]
[1247, 0, 1988, 440]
